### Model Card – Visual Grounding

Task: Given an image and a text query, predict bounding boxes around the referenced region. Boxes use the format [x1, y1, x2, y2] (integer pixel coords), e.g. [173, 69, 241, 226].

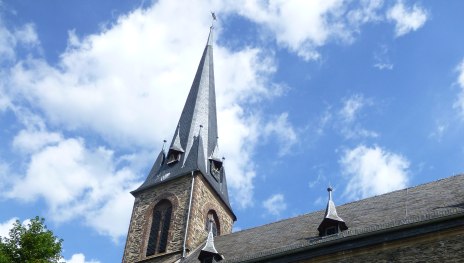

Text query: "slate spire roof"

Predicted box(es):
[317, 187, 348, 236]
[198, 219, 224, 262]
[323, 187, 345, 222]
[133, 27, 234, 216]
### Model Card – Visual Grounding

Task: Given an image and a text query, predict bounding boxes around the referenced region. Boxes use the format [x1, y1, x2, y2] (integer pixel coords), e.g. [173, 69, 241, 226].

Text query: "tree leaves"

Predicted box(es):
[0, 216, 63, 263]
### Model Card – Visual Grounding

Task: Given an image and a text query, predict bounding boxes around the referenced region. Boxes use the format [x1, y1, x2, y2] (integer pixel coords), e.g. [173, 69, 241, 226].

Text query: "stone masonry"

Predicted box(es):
[186, 173, 235, 253]
[122, 171, 235, 263]
[122, 175, 192, 263]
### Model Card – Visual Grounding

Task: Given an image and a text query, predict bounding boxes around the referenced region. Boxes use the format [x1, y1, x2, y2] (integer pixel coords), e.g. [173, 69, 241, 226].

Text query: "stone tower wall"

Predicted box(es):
[122, 175, 192, 263]
[122, 172, 235, 263]
[186, 173, 235, 253]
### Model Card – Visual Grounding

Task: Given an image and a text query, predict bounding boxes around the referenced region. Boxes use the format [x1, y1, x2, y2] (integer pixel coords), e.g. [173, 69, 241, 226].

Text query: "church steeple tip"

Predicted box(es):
[207, 26, 214, 47]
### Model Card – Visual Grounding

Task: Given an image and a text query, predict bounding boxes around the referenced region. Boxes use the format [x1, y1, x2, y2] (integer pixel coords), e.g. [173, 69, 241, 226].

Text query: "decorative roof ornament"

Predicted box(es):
[198, 219, 224, 262]
[317, 187, 348, 236]
[162, 139, 167, 152]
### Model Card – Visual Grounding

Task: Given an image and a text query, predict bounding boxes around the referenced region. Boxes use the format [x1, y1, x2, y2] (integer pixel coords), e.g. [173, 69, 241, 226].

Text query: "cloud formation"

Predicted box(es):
[263, 113, 298, 156]
[338, 94, 378, 139]
[340, 145, 410, 200]
[262, 193, 287, 216]
[0, 217, 17, 238]
[454, 59, 464, 118]
[7, 131, 140, 241]
[387, 1, 428, 37]
[64, 253, 100, 263]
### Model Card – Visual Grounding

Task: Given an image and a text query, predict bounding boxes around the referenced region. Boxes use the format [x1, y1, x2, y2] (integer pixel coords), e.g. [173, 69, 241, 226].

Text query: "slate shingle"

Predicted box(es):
[183, 174, 464, 262]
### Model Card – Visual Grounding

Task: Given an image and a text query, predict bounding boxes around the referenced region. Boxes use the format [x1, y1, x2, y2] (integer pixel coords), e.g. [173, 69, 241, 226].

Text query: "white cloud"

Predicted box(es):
[13, 23, 39, 46]
[262, 193, 287, 216]
[374, 63, 393, 70]
[0, 20, 16, 60]
[429, 122, 447, 142]
[7, 134, 140, 241]
[338, 94, 378, 139]
[225, 0, 385, 60]
[339, 94, 367, 123]
[387, 1, 428, 37]
[263, 112, 298, 156]
[347, 0, 384, 26]
[0, 159, 9, 186]
[0, 217, 17, 238]
[64, 253, 100, 263]
[373, 44, 394, 70]
[340, 145, 410, 200]
[0, 90, 10, 112]
[454, 59, 464, 118]
[0, 18, 39, 61]
[13, 129, 62, 153]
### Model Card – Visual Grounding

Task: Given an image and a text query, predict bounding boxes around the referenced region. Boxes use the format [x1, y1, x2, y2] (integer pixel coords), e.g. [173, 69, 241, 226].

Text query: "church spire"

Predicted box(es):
[134, 27, 233, 213]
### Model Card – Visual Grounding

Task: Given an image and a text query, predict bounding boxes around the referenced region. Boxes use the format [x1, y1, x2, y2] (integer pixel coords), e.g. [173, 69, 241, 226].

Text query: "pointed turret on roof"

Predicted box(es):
[133, 26, 234, 217]
[198, 219, 224, 262]
[317, 187, 348, 236]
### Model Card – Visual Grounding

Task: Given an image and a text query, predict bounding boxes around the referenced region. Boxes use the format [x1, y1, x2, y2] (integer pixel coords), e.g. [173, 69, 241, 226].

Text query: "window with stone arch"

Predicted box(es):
[146, 199, 172, 256]
[205, 210, 220, 237]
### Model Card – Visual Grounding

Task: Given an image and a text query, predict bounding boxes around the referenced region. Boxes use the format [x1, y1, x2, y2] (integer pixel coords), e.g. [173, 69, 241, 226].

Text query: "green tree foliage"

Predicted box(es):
[0, 216, 63, 263]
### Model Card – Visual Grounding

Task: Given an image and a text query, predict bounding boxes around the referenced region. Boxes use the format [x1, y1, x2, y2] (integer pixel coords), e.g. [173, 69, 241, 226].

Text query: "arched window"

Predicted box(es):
[205, 210, 220, 237]
[146, 200, 172, 256]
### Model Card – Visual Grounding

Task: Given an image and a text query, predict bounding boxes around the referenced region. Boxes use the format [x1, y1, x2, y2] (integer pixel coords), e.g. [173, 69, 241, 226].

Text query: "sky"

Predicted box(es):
[1, 0, 464, 262]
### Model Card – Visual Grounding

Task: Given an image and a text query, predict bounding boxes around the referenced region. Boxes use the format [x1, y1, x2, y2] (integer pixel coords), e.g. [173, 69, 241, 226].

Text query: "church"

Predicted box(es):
[122, 27, 464, 263]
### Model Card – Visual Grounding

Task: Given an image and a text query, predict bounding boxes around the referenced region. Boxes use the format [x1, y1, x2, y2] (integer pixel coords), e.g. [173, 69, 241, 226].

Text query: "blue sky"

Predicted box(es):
[1, 0, 464, 262]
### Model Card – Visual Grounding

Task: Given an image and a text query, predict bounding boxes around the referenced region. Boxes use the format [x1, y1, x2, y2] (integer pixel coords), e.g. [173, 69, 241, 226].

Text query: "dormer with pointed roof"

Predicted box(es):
[198, 219, 224, 262]
[317, 187, 348, 236]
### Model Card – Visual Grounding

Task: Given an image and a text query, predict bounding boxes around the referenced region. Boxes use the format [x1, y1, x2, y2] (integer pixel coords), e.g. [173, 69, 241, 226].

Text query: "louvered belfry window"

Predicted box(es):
[146, 200, 173, 256]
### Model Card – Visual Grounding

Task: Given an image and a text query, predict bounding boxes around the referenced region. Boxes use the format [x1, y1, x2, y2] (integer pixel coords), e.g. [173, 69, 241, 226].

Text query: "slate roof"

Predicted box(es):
[132, 28, 233, 216]
[183, 173, 464, 262]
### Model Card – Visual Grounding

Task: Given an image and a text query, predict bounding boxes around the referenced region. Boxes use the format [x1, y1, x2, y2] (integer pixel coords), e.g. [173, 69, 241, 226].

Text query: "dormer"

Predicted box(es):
[317, 187, 348, 237]
[167, 126, 184, 165]
[166, 148, 183, 165]
[198, 219, 224, 263]
[208, 141, 223, 181]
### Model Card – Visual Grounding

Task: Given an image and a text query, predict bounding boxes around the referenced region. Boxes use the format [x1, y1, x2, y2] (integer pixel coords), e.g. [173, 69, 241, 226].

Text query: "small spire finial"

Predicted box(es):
[327, 186, 333, 200]
[162, 139, 167, 151]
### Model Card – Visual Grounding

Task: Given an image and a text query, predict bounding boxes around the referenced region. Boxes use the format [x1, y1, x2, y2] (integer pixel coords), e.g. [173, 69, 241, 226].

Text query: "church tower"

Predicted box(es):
[122, 27, 236, 263]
